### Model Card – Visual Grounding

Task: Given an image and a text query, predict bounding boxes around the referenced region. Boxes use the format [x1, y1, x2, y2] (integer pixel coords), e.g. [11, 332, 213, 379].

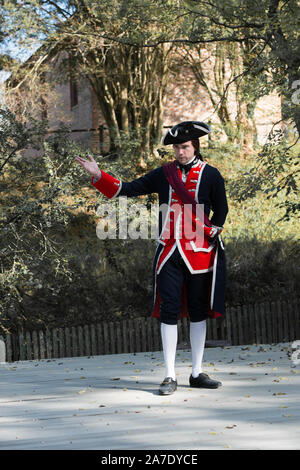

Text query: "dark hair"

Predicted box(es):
[191, 139, 203, 161]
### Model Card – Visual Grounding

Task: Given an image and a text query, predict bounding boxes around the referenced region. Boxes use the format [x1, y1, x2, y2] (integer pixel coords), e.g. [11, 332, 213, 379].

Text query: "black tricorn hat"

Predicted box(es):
[162, 120, 211, 145]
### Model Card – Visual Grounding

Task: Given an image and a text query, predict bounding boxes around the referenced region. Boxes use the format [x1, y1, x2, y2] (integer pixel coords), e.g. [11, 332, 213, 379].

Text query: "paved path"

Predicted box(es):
[0, 342, 299, 450]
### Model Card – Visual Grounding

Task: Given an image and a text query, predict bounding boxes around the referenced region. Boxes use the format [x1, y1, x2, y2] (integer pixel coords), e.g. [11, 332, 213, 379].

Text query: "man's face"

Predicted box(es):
[173, 141, 195, 165]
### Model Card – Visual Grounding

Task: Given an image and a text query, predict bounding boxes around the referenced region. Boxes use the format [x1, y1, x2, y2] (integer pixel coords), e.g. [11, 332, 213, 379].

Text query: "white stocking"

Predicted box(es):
[190, 319, 207, 378]
[160, 323, 178, 380]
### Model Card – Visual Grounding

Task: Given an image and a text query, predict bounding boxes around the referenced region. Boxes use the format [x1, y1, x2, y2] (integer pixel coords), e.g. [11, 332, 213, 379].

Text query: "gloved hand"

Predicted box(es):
[204, 225, 223, 239]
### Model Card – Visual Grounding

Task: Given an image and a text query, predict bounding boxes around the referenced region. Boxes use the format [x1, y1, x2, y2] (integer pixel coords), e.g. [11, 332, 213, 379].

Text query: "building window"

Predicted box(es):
[70, 79, 78, 108]
[41, 97, 47, 119]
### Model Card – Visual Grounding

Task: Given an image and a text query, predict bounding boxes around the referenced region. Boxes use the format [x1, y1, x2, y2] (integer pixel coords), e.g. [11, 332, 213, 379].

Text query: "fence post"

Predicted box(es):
[254, 303, 261, 344]
[128, 319, 134, 353]
[259, 303, 266, 343]
[78, 326, 84, 356]
[109, 322, 115, 355]
[26, 331, 32, 360]
[134, 318, 141, 353]
[90, 324, 97, 356]
[237, 305, 243, 345]
[19, 331, 26, 361]
[146, 317, 153, 351]
[58, 328, 64, 358]
[231, 306, 238, 345]
[122, 320, 128, 353]
[46, 329, 52, 359]
[3, 299, 299, 362]
[225, 308, 232, 345]
[72, 326, 78, 357]
[0, 336, 5, 362]
[296, 298, 300, 339]
[32, 331, 39, 359]
[39, 330, 46, 359]
[281, 300, 289, 343]
[152, 318, 160, 351]
[64, 327, 71, 358]
[84, 325, 91, 356]
[291, 298, 300, 340]
[102, 322, 109, 354]
[52, 328, 59, 358]
[96, 323, 103, 355]
[140, 318, 147, 352]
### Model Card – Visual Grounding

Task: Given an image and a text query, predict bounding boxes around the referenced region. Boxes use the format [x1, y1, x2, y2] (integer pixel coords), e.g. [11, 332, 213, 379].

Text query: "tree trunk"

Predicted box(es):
[86, 42, 173, 158]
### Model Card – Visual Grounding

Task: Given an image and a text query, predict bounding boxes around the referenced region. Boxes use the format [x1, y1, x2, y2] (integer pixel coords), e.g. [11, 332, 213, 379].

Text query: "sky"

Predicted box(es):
[0, 0, 70, 83]
[0, 38, 42, 83]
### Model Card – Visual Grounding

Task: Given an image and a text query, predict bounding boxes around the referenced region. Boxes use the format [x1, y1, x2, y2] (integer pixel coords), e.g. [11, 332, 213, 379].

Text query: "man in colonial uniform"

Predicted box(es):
[75, 121, 228, 395]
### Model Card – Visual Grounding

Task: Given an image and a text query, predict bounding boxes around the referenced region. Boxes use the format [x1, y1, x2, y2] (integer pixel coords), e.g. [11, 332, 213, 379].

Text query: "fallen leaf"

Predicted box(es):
[77, 389, 86, 395]
[110, 377, 120, 381]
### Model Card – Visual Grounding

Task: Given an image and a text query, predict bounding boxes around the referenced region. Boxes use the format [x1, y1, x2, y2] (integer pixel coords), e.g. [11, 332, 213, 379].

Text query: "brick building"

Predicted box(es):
[5, 48, 282, 155]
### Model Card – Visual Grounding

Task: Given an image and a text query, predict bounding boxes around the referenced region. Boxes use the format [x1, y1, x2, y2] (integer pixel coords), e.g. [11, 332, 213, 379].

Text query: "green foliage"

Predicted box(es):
[0, 108, 47, 169]
[227, 130, 300, 221]
[1, 102, 299, 336]
[0, 109, 96, 333]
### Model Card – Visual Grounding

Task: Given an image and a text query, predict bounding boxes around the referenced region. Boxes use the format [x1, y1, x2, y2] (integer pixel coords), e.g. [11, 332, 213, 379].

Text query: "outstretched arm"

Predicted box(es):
[75, 154, 158, 199]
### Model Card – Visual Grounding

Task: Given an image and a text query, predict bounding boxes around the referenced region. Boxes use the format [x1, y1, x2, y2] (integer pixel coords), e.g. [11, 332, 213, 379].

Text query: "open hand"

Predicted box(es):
[75, 155, 101, 179]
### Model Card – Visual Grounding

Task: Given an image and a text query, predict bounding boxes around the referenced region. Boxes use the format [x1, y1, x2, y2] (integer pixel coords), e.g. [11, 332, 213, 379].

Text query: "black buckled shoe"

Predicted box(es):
[159, 377, 178, 395]
[189, 373, 222, 389]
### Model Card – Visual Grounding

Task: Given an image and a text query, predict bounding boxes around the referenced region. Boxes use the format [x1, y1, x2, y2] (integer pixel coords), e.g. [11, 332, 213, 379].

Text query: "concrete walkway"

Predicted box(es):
[0, 342, 299, 450]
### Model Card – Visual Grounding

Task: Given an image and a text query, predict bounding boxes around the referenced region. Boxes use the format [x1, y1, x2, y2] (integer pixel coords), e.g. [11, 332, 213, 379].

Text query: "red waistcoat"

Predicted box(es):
[156, 160, 215, 275]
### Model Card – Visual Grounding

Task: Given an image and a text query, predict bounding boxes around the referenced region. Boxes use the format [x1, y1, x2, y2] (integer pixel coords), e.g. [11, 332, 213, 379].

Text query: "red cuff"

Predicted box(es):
[91, 171, 122, 199]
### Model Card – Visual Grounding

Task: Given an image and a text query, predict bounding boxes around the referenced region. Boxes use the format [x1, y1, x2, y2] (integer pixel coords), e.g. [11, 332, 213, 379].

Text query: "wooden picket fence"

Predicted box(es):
[1, 298, 299, 362]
